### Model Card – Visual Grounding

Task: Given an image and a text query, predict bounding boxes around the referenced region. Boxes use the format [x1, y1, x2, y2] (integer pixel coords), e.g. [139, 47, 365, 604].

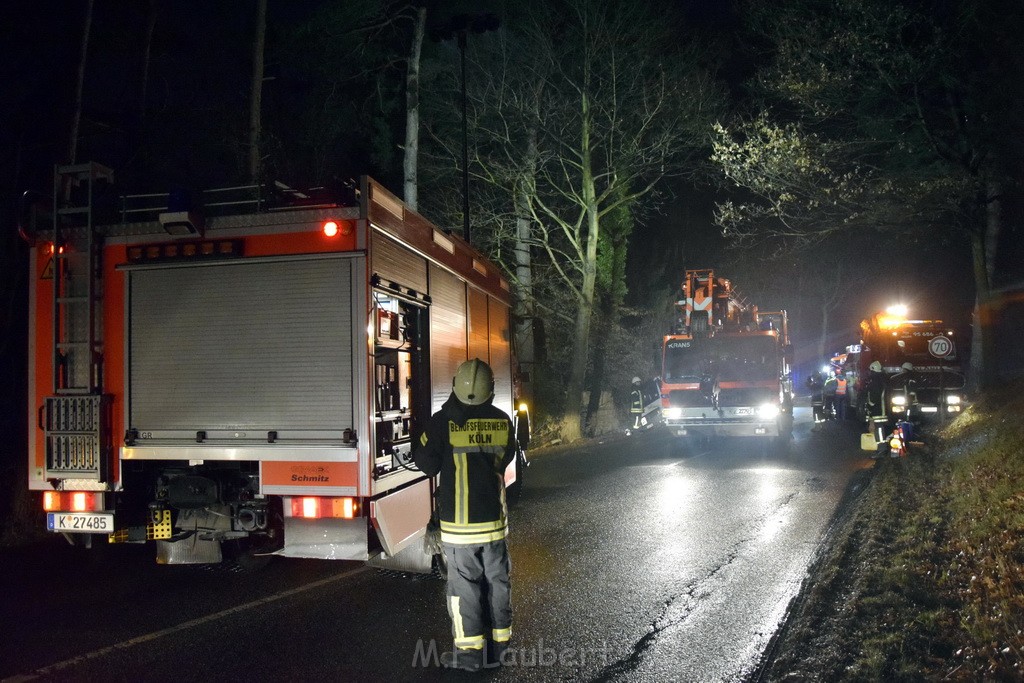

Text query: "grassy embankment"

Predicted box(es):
[768, 381, 1024, 681]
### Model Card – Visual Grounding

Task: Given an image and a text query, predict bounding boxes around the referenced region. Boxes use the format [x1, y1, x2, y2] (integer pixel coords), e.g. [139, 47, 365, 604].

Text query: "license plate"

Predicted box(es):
[921, 406, 938, 413]
[47, 512, 114, 533]
[734, 408, 753, 416]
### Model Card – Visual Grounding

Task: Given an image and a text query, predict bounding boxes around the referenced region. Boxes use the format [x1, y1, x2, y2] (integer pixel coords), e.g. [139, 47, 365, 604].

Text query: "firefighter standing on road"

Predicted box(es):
[864, 360, 889, 453]
[629, 377, 644, 431]
[413, 359, 515, 671]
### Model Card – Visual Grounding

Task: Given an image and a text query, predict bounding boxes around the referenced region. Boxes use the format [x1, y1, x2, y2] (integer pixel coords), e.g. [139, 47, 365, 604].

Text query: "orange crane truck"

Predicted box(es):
[660, 270, 794, 450]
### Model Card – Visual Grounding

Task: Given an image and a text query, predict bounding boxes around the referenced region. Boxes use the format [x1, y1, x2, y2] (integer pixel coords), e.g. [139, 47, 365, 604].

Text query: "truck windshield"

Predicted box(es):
[663, 338, 711, 381]
[713, 335, 779, 382]
[877, 326, 958, 367]
[664, 335, 779, 382]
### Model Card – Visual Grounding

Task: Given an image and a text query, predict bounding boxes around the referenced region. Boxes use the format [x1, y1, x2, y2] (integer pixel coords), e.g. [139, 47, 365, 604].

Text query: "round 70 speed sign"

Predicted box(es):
[928, 335, 954, 358]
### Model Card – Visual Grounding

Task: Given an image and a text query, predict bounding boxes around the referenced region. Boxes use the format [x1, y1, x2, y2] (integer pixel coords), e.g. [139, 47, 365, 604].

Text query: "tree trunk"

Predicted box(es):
[138, 0, 158, 124]
[562, 88, 599, 443]
[513, 124, 538, 402]
[970, 187, 999, 390]
[969, 229, 994, 390]
[248, 0, 268, 184]
[585, 310, 608, 433]
[67, 0, 94, 166]
[403, 6, 426, 211]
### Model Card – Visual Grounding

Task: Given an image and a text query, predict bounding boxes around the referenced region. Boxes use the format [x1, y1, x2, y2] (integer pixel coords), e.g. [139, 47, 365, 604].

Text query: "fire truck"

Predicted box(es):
[25, 162, 527, 569]
[660, 270, 794, 449]
[841, 307, 965, 423]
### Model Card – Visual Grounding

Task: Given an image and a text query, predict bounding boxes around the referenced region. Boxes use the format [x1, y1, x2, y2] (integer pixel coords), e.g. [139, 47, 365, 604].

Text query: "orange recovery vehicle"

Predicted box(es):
[26, 162, 526, 568]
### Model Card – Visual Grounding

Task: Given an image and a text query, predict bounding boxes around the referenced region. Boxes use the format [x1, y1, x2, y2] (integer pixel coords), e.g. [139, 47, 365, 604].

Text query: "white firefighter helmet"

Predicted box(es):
[453, 358, 494, 406]
[632, 376, 641, 385]
[901, 362, 914, 372]
[869, 361, 883, 372]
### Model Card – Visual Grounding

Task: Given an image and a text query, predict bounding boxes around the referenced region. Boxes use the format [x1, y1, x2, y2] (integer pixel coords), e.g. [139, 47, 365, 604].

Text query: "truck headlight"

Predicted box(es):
[757, 403, 780, 419]
[946, 394, 961, 405]
[890, 394, 907, 406]
[663, 407, 682, 419]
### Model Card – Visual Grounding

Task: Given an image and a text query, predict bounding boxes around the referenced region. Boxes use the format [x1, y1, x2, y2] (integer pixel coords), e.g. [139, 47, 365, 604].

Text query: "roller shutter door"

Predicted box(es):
[488, 297, 513, 413]
[428, 264, 467, 412]
[371, 231, 428, 294]
[126, 256, 357, 437]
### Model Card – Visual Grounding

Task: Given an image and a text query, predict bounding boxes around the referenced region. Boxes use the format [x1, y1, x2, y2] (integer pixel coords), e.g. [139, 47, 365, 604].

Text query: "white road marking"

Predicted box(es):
[1, 565, 368, 682]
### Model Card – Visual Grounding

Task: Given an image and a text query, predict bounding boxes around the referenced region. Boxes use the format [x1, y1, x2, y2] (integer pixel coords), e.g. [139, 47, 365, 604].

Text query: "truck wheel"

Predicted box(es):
[506, 449, 526, 506]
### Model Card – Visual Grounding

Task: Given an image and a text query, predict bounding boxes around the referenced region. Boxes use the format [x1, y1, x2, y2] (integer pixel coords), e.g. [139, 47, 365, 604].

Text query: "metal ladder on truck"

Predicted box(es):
[42, 162, 114, 484]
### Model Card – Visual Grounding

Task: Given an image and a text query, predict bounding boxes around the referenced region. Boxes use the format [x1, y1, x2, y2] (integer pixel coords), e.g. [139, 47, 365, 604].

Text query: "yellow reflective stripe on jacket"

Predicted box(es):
[440, 528, 508, 544]
[492, 627, 512, 643]
[440, 519, 505, 532]
[453, 452, 468, 525]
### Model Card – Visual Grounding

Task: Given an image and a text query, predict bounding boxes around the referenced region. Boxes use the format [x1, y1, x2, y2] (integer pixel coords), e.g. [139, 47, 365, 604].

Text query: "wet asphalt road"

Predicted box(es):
[0, 406, 870, 682]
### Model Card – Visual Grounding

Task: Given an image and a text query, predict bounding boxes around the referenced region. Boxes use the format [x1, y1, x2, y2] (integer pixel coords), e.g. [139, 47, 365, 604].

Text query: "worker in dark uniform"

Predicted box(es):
[629, 377, 644, 431]
[806, 371, 825, 423]
[864, 360, 889, 454]
[413, 359, 516, 671]
[823, 371, 839, 420]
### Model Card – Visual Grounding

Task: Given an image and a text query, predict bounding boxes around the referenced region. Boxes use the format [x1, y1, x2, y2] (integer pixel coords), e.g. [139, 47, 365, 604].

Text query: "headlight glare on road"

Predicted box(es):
[757, 403, 780, 419]
[663, 407, 682, 419]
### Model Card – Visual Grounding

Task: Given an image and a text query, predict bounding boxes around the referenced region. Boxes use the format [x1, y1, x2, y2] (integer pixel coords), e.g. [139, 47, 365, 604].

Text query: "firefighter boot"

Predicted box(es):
[484, 640, 508, 669]
[444, 647, 482, 672]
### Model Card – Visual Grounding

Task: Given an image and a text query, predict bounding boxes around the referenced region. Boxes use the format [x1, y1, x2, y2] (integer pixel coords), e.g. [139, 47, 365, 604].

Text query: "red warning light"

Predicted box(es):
[323, 221, 340, 237]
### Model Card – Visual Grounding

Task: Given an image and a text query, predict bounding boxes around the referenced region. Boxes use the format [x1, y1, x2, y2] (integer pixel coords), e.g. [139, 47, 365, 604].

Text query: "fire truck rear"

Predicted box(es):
[660, 270, 794, 448]
[27, 163, 526, 568]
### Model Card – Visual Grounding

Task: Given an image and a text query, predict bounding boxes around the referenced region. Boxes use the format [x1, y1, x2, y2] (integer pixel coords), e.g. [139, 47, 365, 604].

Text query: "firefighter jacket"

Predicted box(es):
[413, 393, 515, 545]
[865, 372, 887, 417]
[630, 388, 644, 414]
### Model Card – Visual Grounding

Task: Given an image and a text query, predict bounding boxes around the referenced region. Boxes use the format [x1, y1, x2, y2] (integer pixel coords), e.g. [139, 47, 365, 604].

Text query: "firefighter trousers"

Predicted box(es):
[443, 539, 512, 662]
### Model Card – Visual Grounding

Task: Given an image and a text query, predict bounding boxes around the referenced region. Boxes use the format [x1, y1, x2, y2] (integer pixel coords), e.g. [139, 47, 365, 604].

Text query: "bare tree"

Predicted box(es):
[402, 6, 426, 210]
[67, 0, 94, 166]
[424, 0, 723, 441]
[248, 0, 268, 184]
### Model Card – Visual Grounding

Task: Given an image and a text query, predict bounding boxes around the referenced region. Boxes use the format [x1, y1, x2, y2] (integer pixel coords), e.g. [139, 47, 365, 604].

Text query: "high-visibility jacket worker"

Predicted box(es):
[413, 358, 516, 671]
[834, 372, 848, 419]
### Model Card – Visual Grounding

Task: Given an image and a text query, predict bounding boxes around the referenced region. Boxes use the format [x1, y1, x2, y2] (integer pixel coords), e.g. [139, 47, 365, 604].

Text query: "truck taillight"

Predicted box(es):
[322, 220, 351, 238]
[43, 491, 101, 512]
[287, 496, 358, 519]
